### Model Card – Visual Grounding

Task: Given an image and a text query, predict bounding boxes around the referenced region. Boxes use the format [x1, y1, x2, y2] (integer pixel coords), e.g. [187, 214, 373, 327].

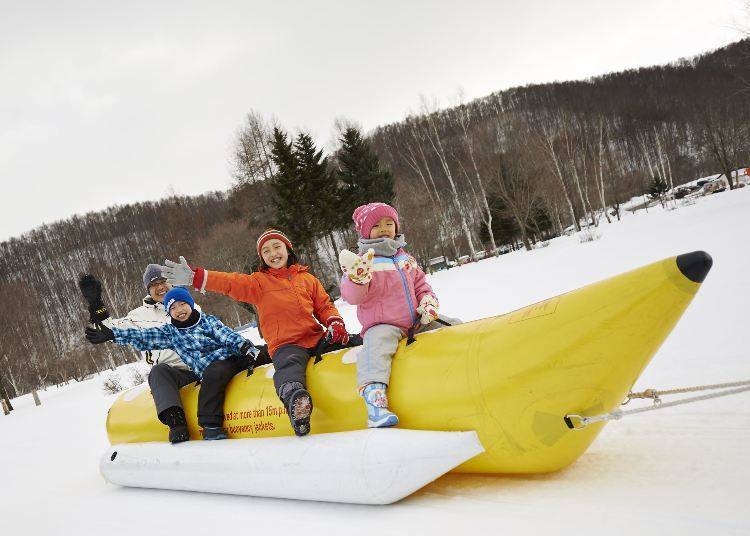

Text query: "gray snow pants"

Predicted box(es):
[148, 363, 198, 419]
[357, 315, 462, 388]
[271, 344, 312, 396]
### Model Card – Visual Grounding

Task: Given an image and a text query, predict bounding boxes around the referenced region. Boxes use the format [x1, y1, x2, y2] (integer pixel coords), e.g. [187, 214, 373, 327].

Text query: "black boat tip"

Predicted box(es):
[676, 251, 713, 283]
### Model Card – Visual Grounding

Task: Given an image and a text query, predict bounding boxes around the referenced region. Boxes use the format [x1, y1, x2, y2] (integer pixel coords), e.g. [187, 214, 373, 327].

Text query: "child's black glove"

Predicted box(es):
[239, 342, 261, 376]
[239, 341, 260, 360]
[85, 324, 114, 344]
[78, 274, 110, 323]
[252, 345, 272, 367]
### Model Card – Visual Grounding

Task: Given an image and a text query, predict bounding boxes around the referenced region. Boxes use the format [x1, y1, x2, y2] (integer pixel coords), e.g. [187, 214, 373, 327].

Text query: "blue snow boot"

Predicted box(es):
[201, 426, 228, 440]
[361, 383, 399, 428]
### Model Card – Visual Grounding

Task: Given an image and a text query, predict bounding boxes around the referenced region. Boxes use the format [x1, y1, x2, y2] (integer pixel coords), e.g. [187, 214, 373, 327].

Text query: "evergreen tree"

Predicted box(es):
[647, 175, 669, 200]
[480, 194, 520, 248]
[529, 206, 555, 240]
[268, 129, 342, 272]
[337, 127, 395, 228]
[294, 132, 339, 242]
[268, 127, 309, 247]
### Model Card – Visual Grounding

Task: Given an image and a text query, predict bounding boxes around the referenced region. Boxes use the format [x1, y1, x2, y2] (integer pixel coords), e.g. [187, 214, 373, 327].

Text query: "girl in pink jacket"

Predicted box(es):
[339, 202, 460, 428]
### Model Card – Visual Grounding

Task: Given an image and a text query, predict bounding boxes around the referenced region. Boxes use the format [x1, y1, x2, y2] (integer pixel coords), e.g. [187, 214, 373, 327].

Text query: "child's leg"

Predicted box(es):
[358, 324, 403, 388]
[197, 358, 247, 428]
[271, 344, 311, 397]
[149, 363, 199, 421]
[150, 364, 199, 443]
[271, 345, 313, 436]
[359, 325, 403, 428]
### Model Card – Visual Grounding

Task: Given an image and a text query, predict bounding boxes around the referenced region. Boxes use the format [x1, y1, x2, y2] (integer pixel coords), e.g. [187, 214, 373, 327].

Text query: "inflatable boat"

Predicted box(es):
[106, 251, 712, 475]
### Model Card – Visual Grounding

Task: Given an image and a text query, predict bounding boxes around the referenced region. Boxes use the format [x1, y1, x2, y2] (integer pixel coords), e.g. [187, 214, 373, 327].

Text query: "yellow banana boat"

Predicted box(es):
[107, 251, 712, 474]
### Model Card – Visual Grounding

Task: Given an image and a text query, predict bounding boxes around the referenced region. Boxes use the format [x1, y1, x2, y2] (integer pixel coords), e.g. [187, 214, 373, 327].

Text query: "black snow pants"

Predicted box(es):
[197, 357, 251, 427]
[270, 337, 364, 401]
[149, 358, 250, 428]
[271, 344, 312, 397]
[149, 363, 199, 421]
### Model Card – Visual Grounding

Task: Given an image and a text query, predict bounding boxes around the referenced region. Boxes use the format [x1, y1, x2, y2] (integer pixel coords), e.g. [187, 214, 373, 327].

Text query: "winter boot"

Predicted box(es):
[361, 383, 399, 428]
[159, 406, 190, 444]
[201, 425, 228, 440]
[279, 382, 313, 437]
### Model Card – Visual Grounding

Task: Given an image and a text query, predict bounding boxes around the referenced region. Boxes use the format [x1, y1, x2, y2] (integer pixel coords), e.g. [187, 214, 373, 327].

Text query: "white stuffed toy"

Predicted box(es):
[416, 294, 439, 325]
[339, 248, 376, 285]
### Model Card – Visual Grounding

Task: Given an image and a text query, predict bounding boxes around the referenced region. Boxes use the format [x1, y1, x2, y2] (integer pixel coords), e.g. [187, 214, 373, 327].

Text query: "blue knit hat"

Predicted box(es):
[163, 287, 195, 313]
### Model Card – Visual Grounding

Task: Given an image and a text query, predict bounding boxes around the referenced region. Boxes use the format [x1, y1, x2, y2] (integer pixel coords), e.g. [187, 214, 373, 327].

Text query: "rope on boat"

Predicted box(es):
[623, 379, 750, 404]
[564, 380, 750, 430]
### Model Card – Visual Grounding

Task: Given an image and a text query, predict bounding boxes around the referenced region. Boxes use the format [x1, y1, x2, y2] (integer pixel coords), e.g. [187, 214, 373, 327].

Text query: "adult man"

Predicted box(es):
[79, 265, 201, 443]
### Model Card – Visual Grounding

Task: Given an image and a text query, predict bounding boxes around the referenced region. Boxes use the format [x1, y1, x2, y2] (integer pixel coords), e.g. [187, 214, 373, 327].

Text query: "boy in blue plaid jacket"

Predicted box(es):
[86, 287, 258, 441]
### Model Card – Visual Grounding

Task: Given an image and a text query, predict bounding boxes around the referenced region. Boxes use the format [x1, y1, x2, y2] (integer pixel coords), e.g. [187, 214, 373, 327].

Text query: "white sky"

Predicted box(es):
[1, 0, 746, 242]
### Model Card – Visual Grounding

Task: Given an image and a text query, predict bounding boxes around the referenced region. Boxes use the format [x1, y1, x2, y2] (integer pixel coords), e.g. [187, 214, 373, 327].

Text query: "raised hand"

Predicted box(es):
[339, 248, 375, 285]
[161, 256, 195, 287]
[78, 273, 110, 323]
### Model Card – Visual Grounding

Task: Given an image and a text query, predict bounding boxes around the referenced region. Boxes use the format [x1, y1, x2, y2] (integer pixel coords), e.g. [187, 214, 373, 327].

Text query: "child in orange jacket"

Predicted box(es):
[160, 229, 349, 436]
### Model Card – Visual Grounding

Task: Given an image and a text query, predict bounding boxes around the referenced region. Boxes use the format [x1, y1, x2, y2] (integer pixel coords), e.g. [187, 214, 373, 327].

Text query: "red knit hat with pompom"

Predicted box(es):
[256, 229, 293, 257]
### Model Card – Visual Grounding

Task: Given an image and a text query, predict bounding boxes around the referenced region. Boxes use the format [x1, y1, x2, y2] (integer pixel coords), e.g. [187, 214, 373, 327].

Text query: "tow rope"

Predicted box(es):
[564, 380, 750, 430]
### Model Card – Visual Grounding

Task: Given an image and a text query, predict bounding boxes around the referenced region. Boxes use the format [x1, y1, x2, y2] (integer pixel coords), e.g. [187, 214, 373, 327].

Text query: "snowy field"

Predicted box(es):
[2, 187, 749, 535]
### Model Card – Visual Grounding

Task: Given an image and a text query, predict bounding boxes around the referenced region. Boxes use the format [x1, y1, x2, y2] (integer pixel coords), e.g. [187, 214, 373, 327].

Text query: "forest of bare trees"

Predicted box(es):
[1, 38, 748, 404]
[368, 39, 750, 261]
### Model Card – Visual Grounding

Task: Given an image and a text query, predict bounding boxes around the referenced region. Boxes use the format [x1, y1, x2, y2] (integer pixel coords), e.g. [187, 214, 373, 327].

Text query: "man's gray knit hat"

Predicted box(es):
[143, 264, 166, 289]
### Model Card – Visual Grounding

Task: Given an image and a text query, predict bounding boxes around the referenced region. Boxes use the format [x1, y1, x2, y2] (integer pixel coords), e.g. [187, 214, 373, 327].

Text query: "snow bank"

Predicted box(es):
[2, 187, 749, 535]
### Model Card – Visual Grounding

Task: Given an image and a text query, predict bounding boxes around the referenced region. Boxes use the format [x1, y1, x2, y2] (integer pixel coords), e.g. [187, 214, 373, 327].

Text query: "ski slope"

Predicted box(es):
[2, 187, 749, 535]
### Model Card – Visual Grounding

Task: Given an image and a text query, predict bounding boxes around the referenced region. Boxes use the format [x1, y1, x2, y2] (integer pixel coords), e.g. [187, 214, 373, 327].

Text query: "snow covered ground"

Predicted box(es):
[2, 187, 749, 535]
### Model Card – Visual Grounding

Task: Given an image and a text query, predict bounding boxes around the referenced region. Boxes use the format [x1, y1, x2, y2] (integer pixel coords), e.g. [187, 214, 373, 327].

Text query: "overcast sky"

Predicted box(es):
[1, 0, 746, 242]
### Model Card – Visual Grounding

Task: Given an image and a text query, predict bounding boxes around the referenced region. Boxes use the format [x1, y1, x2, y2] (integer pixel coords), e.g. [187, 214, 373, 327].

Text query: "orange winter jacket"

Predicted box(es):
[205, 264, 341, 356]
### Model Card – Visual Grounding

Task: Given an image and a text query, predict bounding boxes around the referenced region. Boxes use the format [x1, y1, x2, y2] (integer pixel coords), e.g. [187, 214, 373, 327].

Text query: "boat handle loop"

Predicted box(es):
[406, 318, 452, 346]
[564, 382, 750, 430]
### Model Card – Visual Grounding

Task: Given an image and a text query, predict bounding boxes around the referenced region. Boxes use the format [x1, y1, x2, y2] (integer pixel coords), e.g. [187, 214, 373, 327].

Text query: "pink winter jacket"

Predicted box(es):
[340, 248, 437, 335]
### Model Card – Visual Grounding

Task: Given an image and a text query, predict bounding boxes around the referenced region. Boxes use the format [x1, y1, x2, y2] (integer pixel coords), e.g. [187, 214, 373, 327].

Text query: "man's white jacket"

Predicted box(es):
[102, 296, 199, 371]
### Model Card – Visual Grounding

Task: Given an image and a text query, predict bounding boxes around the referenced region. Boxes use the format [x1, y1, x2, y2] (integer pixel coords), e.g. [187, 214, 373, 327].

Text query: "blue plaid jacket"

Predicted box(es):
[111, 313, 249, 378]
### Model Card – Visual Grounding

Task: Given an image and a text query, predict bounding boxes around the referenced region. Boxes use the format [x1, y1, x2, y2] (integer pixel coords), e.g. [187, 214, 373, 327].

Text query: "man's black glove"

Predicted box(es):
[78, 274, 110, 323]
[85, 324, 114, 344]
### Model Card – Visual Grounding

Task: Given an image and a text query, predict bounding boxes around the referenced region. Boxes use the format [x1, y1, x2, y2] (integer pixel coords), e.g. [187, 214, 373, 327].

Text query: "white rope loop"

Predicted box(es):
[625, 380, 750, 404]
[565, 381, 750, 430]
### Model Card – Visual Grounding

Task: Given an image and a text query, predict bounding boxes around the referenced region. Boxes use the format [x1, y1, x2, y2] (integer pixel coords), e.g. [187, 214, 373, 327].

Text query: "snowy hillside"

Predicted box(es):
[2, 187, 749, 535]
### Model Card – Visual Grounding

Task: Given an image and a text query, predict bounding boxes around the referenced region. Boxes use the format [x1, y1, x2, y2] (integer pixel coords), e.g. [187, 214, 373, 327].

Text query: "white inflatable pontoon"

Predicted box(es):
[100, 429, 484, 504]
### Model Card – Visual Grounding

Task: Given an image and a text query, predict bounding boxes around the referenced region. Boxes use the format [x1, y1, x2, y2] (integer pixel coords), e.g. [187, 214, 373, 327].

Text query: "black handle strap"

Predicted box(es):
[313, 334, 330, 364]
[406, 317, 452, 346]
[313, 333, 363, 364]
[247, 345, 271, 375]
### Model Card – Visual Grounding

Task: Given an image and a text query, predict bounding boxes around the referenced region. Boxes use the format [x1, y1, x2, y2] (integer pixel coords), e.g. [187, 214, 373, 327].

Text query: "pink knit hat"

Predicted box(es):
[352, 202, 400, 238]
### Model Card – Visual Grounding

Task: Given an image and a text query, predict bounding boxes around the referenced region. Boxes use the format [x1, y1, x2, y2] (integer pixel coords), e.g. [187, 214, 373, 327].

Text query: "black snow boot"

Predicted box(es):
[159, 406, 189, 444]
[201, 426, 228, 441]
[279, 382, 313, 437]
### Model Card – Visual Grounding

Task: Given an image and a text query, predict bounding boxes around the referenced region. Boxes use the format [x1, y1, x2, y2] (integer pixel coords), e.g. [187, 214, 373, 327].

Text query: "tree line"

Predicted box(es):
[1, 38, 748, 405]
